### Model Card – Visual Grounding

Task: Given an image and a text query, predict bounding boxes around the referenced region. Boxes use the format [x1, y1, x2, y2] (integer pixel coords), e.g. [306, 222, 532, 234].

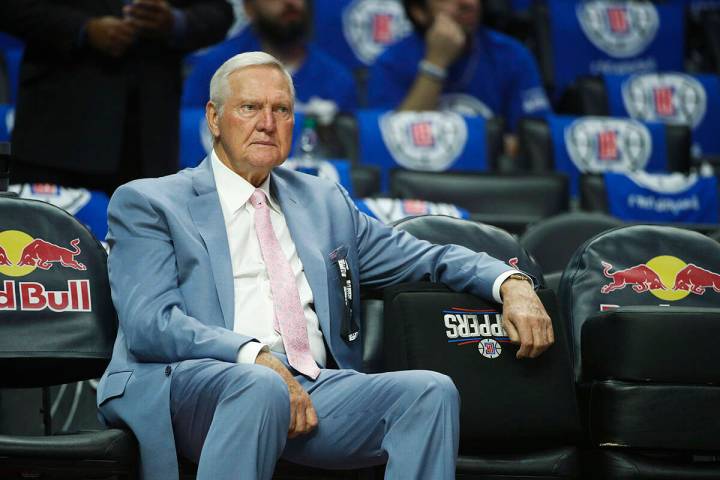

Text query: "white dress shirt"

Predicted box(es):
[211, 152, 326, 367]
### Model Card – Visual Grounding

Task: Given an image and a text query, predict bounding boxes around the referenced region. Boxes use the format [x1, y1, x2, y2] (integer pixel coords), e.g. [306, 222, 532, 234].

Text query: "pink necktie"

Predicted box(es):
[250, 189, 320, 379]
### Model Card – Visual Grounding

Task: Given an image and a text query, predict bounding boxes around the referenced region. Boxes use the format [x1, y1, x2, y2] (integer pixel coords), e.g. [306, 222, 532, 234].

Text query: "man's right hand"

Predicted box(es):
[86, 16, 136, 57]
[424, 12, 466, 69]
[255, 351, 318, 438]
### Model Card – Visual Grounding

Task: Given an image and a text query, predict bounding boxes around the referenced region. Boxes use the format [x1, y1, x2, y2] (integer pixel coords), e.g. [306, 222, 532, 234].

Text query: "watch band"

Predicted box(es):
[507, 273, 531, 284]
[418, 60, 447, 81]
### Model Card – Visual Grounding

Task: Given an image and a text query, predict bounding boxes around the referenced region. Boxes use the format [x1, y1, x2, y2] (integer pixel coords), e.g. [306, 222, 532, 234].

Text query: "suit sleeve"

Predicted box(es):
[335, 185, 513, 301]
[107, 184, 252, 364]
[172, 0, 234, 53]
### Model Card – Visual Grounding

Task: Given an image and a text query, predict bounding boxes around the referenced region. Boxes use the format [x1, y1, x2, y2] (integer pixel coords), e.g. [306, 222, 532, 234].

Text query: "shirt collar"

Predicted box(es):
[210, 150, 279, 216]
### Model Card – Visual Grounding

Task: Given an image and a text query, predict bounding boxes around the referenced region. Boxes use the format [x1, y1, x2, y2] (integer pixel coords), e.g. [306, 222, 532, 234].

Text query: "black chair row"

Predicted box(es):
[2, 193, 720, 478]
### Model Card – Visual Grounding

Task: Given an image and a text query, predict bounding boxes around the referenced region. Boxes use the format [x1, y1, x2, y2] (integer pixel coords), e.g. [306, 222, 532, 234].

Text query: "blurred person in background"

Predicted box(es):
[368, 0, 551, 158]
[1, 0, 233, 194]
[184, 0, 358, 115]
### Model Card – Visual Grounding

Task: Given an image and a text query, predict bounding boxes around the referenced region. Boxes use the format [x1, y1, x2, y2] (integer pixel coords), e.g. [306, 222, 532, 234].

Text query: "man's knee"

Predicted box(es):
[401, 370, 460, 407]
[220, 365, 291, 420]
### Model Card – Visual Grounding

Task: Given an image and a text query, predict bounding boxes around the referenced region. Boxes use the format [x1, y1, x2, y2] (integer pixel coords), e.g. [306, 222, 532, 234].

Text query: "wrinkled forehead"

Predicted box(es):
[226, 65, 294, 101]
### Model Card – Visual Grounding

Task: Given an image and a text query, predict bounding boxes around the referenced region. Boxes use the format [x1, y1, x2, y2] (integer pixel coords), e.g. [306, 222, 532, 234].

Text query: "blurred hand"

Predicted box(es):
[255, 351, 318, 438]
[86, 16, 136, 57]
[500, 278, 554, 359]
[123, 0, 175, 38]
[424, 12, 466, 69]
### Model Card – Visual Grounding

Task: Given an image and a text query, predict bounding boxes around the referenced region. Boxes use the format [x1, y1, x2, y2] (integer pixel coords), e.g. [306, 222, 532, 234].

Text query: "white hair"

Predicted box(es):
[209, 51, 296, 115]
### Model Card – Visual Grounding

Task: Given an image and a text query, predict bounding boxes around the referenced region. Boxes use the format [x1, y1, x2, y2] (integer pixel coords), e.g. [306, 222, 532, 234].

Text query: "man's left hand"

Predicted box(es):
[500, 277, 554, 359]
[123, 0, 174, 38]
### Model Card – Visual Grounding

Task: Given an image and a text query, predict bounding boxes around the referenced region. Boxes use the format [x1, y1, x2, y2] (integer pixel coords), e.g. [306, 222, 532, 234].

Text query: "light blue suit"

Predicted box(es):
[96, 159, 513, 479]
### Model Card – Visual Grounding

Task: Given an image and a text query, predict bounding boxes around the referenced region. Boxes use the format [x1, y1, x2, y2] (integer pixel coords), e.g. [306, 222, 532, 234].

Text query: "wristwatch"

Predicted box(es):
[507, 273, 532, 284]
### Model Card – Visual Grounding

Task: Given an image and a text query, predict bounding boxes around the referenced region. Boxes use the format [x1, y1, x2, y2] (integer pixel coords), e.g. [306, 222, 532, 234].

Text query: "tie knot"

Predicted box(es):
[250, 189, 267, 209]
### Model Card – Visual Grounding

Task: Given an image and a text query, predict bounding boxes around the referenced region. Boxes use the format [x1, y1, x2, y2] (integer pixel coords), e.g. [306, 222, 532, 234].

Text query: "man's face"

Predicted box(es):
[206, 65, 294, 183]
[245, 0, 309, 45]
[422, 0, 481, 34]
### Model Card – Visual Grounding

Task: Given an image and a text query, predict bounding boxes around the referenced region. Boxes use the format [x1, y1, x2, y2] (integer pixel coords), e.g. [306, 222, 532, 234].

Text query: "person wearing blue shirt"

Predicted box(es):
[183, 0, 358, 114]
[368, 0, 550, 157]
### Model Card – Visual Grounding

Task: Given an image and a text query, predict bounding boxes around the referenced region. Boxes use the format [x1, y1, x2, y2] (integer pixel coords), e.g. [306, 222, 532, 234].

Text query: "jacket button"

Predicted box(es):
[164, 365, 172, 377]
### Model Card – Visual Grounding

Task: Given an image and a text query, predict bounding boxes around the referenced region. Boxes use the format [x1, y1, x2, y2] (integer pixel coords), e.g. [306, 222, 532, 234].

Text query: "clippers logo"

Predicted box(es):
[410, 121, 434, 147]
[564, 117, 651, 173]
[622, 73, 707, 128]
[342, 0, 412, 65]
[600, 255, 720, 301]
[577, 0, 659, 58]
[380, 111, 467, 171]
[0, 230, 92, 312]
[438, 93, 494, 118]
[444, 307, 510, 359]
[401, 200, 429, 216]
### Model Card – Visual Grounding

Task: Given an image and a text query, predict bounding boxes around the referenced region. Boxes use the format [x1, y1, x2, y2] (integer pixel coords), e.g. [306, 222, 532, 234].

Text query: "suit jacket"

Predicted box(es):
[3, 0, 232, 175]
[96, 159, 512, 479]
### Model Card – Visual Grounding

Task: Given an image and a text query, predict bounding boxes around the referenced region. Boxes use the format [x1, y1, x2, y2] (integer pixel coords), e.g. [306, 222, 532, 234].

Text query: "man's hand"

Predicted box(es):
[123, 0, 175, 38]
[424, 12, 466, 69]
[86, 16, 136, 57]
[254, 351, 318, 439]
[500, 277, 554, 359]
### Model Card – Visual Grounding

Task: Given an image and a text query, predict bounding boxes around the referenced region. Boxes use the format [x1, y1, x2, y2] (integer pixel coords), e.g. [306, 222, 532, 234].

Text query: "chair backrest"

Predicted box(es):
[520, 212, 623, 274]
[533, 0, 684, 99]
[581, 171, 720, 224]
[558, 224, 720, 379]
[601, 72, 720, 158]
[391, 215, 545, 286]
[383, 215, 581, 447]
[311, 0, 412, 69]
[0, 195, 116, 388]
[361, 215, 546, 373]
[390, 170, 569, 235]
[520, 115, 692, 196]
[357, 109, 504, 190]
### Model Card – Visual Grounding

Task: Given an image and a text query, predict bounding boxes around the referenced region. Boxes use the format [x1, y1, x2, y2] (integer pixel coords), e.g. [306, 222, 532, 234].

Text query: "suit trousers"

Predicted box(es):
[170, 355, 460, 479]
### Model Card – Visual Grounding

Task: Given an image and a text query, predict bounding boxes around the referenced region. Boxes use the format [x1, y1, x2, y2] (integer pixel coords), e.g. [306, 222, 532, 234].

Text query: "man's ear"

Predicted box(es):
[206, 101, 221, 139]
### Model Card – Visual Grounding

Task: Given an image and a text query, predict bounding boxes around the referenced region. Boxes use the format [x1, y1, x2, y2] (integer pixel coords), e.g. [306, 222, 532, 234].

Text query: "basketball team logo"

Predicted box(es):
[622, 73, 707, 128]
[342, 0, 412, 65]
[444, 307, 510, 359]
[438, 93, 494, 119]
[576, 0, 659, 58]
[0, 230, 92, 312]
[564, 117, 652, 173]
[379, 111, 467, 171]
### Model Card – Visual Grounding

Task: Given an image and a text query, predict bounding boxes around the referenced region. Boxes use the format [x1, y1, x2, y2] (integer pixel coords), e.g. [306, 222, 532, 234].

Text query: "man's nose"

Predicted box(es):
[256, 105, 276, 133]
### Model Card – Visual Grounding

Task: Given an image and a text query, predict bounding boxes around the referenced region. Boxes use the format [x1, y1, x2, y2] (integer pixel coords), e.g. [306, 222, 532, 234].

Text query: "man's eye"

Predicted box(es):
[240, 104, 256, 112]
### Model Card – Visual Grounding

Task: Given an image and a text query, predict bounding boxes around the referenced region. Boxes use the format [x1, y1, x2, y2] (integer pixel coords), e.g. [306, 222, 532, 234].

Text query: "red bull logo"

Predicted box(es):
[0, 230, 92, 312]
[600, 255, 720, 301]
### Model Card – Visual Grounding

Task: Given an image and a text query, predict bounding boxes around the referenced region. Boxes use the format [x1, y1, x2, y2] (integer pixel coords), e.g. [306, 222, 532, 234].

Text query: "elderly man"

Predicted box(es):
[368, 0, 551, 157]
[97, 51, 553, 480]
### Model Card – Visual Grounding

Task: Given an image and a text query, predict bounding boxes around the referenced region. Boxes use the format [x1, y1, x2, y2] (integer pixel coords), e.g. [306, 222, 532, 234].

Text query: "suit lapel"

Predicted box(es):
[272, 173, 331, 337]
[188, 160, 235, 330]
